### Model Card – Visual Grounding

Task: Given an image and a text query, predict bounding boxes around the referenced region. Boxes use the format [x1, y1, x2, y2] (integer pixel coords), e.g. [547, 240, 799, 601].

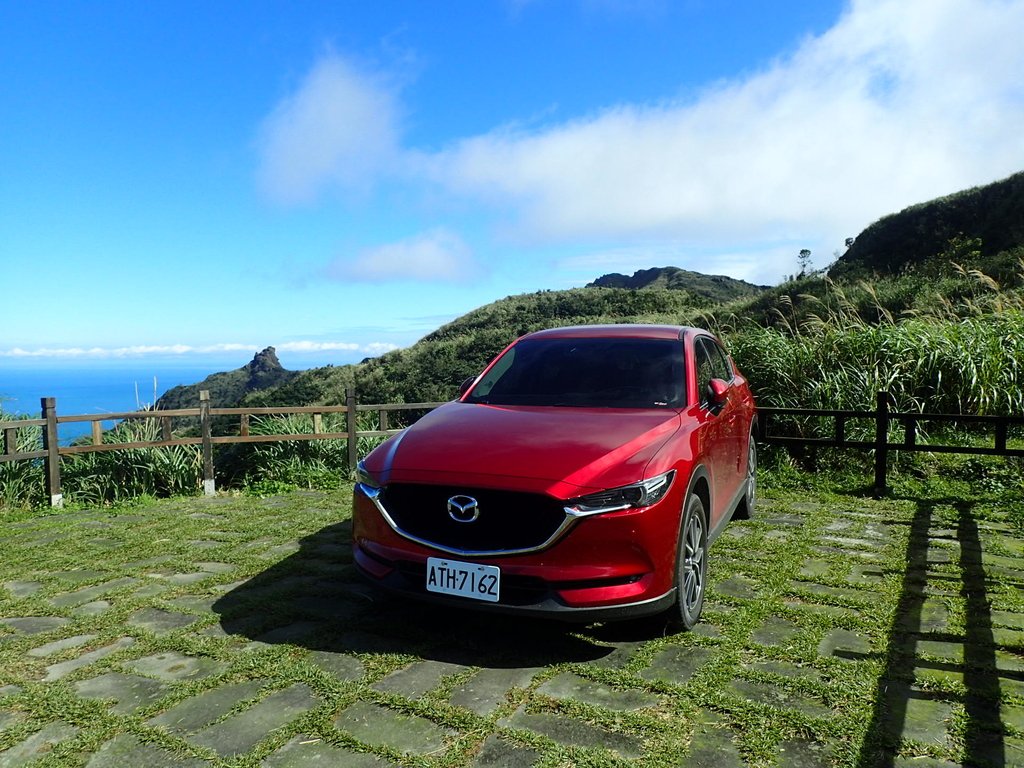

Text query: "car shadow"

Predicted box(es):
[211, 521, 616, 668]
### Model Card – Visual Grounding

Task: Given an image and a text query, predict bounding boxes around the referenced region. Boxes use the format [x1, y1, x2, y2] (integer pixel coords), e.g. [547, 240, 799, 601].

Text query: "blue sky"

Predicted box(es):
[2, 0, 1023, 371]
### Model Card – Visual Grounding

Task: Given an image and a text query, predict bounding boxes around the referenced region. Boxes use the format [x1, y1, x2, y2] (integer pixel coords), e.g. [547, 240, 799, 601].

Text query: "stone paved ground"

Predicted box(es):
[0, 490, 1021, 767]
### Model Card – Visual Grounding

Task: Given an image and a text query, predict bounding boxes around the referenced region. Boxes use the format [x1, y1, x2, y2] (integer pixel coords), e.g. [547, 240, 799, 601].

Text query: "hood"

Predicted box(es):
[370, 401, 681, 495]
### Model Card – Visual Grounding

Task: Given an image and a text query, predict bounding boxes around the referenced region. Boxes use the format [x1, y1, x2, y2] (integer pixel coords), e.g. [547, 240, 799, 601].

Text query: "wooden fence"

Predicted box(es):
[2, 389, 1021, 506]
[758, 391, 1024, 494]
[0, 388, 444, 507]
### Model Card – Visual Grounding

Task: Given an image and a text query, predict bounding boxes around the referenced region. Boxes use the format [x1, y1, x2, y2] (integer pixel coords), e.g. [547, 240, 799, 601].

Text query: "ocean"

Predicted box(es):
[0, 362, 232, 445]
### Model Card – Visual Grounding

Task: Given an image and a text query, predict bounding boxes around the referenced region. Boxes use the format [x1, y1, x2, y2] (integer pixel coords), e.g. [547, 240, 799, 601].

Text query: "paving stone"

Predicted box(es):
[134, 582, 172, 598]
[537, 671, 661, 711]
[0, 709, 26, 733]
[262, 734, 394, 767]
[2, 582, 42, 599]
[891, 758, 961, 768]
[257, 621, 322, 644]
[125, 651, 229, 682]
[992, 610, 1024, 630]
[73, 600, 112, 617]
[128, 607, 200, 634]
[590, 639, 647, 669]
[775, 738, 832, 767]
[764, 512, 808, 524]
[1001, 703, 1024, 731]
[195, 562, 235, 574]
[993, 627, 1024, 649]
[372, 660, 466, 698]
[896, 695, 953, 747]
[915, 639, 964, 662]
[681, 714, 746, 767]
[191, 683, 319, 757]
[148, 679, 268, 734]
[50, 569, 105, 584]
[49, 577, 138, 608]
[334, 701, 454, 757]
[898, 599, 952, 633]
[0, 688, 21, 699]
[782, 602, 864, 618]
[260, 543, 301, 560]
[817, 629, 872, 661]
[471, 734, 541, 767]
[640, 646, 714, 686]
[713, 574, 759, 600]
[751, 616, 802, 647]
[449, 667, 538, 716]
[501, 706, 643, 759]
[0, 721, 79, 767]
[43, 637, 136, 682]
[84, 734, 208, 768]
[167, 572, 221, 586]
[820, 535, 881, 551]
[747, 660, 823, 684]
[796, 582, 871, 602]
[914, 664, 963, 686]
[27, 633, 98, 658]
[0, 617, 69, 636]
[798, 560, 832, 579]
[167, 596, 219, 615]
[729, 679, 832, 719]
[74, 672, 169, 714]
[847, 564, 886, 585]
[307, 650, 365, 682]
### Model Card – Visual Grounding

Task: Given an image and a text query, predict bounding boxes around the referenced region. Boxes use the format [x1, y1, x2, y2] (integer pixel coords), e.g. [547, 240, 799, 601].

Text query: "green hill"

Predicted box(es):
[830, 170, 1024, 281]
[157, 347, 298, 410]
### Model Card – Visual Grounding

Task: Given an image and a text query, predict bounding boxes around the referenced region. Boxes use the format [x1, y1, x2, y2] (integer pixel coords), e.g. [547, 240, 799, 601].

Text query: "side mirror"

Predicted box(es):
[459, 376, 476, 397]
[706, 378, 730, 410]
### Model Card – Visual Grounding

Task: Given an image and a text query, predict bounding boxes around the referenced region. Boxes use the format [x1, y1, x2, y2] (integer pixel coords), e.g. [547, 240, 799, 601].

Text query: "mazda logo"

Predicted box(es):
[447, 495, 480, 523]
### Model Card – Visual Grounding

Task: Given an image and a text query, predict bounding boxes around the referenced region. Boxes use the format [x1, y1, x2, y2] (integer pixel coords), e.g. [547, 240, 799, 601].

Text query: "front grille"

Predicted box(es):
[379, 483, 570, 553]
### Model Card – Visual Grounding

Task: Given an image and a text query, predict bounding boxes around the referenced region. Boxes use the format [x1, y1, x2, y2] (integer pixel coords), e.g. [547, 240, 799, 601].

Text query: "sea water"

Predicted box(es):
[0, 362, 229, 445]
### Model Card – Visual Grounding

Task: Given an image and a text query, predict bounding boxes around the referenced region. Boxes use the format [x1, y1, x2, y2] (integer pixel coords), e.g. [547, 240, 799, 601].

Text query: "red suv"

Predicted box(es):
[352, 325, 757, 629]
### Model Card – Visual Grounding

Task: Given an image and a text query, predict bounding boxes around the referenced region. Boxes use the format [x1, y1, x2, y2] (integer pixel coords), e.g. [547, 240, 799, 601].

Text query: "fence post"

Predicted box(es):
[200, 390, 215, 496]
[346, 387, 358, 474]
[40, 397, 63, 508]
[873, 391, 890, 497]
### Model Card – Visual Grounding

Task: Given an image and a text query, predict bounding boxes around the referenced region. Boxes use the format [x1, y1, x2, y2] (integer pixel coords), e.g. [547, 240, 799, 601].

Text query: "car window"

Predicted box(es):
[466, 337, 686, 408]
[696, 337, 732, 407]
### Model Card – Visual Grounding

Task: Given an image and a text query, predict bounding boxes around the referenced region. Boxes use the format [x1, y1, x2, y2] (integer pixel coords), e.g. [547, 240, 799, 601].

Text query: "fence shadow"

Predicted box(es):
[211, 522, 614, 669]
[857, 499, 1010, 767]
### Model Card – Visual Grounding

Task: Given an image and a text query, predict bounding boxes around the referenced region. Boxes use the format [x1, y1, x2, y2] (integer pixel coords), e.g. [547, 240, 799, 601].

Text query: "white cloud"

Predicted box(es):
[0, 341, 395, 359]
[425, 0, 1024, 253]
[258, 0, 1024, 284]
[326, 228, 478, 283]
[256, 53, 401, 204]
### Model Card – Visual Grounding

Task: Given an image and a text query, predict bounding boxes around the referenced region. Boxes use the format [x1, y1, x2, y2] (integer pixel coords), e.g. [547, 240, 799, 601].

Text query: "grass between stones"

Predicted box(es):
[0, 485, 1021, 767]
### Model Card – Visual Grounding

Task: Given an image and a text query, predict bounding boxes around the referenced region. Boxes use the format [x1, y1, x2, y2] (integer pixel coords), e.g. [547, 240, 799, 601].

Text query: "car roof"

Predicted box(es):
[520, 324, 706, 342]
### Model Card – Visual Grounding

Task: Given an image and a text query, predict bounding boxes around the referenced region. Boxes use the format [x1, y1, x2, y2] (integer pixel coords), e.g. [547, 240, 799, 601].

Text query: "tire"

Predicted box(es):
[671, 493, 708, 631]
[734, 431, 757, 520]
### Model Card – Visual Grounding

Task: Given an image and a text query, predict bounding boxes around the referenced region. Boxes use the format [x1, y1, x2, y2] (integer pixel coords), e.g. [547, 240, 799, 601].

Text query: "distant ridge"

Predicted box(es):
[156, 346, 298, 410]
[587, 266, 765, 303]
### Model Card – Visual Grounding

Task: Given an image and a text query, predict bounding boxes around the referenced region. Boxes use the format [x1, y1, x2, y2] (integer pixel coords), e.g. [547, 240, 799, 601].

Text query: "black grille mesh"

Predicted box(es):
[380, 483, 569, 552]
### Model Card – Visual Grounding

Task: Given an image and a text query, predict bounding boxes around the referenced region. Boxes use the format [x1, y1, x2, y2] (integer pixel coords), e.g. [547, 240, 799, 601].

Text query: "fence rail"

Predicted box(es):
[758, 391, 1024, 494]
[2, 389, 1021, 506]
[0, 389, 446, 507]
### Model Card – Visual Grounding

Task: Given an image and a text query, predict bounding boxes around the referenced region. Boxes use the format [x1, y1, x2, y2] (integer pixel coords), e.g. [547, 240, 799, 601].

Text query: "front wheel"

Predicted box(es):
[670, 493, 708, 631]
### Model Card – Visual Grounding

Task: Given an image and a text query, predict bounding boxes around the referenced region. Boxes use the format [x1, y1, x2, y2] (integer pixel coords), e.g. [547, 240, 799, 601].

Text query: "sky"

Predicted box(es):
[2, 0, 1023, 371]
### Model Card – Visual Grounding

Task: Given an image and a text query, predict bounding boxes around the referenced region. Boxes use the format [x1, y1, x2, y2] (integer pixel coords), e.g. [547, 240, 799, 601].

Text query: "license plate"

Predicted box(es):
[426, 557, 500, 602]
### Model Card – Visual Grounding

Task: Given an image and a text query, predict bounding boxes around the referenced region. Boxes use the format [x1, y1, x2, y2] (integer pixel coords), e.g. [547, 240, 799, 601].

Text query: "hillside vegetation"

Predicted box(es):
[237, 165, 1024, 417]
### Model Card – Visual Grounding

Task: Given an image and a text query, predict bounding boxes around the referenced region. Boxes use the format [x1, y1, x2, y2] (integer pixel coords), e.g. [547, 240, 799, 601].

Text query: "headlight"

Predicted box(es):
[566, 470, 675, 516]
[355, 460, 381, 497]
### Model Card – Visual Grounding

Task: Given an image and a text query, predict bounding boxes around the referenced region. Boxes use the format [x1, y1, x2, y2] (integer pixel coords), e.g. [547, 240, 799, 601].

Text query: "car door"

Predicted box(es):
[693, 336, 735, 529]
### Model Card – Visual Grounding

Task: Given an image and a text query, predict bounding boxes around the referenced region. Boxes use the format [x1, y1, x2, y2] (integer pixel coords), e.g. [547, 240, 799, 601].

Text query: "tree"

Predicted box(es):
[797, 249, 812, 277]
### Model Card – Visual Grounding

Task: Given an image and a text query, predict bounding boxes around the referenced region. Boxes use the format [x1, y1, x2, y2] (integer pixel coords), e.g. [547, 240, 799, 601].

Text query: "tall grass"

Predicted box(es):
[227, 411, 388, 492]
[61, 416, 202, 505]
[0, 411, 44, 509]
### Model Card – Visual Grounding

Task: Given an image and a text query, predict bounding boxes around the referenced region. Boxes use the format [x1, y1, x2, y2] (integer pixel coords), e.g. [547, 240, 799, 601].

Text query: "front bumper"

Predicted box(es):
[351, 482, 683, 622]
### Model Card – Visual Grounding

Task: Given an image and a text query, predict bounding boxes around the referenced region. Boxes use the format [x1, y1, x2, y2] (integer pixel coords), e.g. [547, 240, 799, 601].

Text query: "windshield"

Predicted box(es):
[466, 337, 686, 408]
